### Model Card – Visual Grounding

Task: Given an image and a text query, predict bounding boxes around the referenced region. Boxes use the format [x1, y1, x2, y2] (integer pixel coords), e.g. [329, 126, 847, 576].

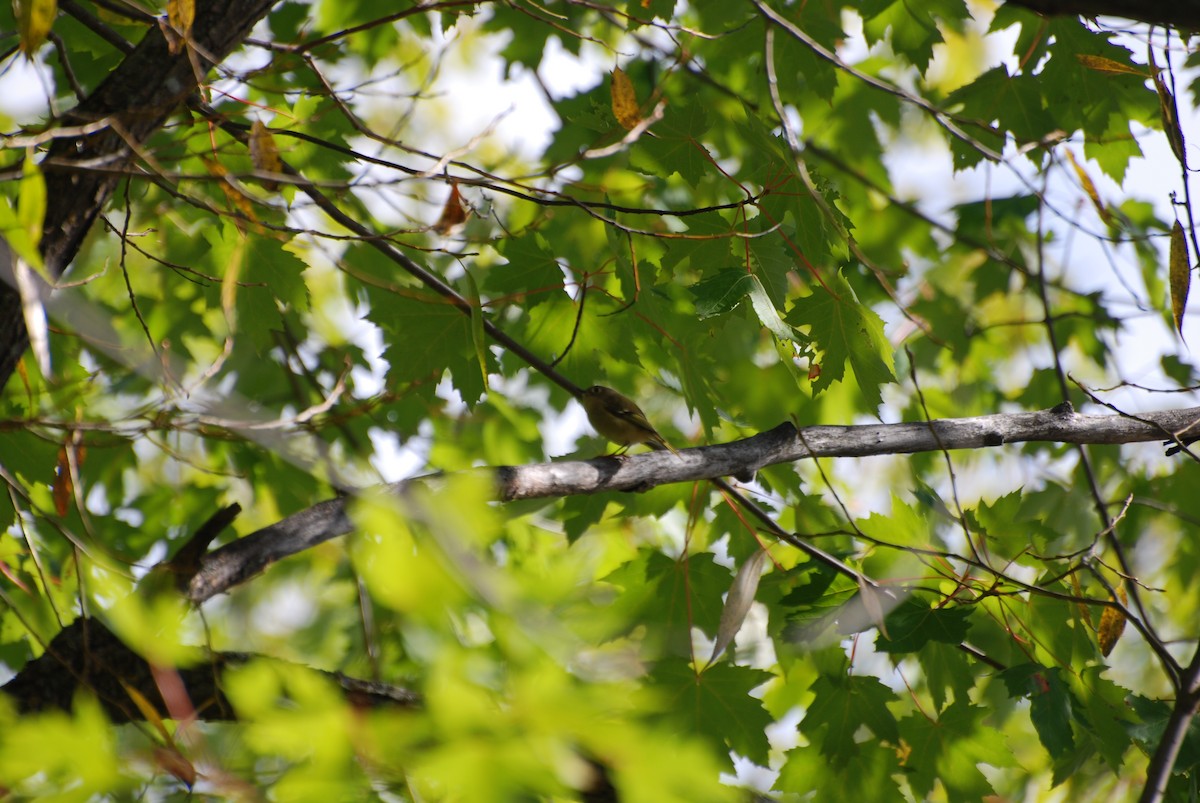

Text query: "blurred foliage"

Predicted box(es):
[0, 0, 1199, 800]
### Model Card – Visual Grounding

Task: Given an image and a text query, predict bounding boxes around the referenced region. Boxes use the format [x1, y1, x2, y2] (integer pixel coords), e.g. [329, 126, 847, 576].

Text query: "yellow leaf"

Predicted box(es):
[1098, 586, 1127, 657]
[120, 679, 171, 744]
[611, 68, 640, 131]
[168, 0, 194, 36]
[1170, 220, 1190, 339]
[248, 120, 283, 191]
[1075, 54, 1146, 77]
[15, 0, 56, 57]
[1064, 150, 1109, 225]
[166, 0, 194, 54]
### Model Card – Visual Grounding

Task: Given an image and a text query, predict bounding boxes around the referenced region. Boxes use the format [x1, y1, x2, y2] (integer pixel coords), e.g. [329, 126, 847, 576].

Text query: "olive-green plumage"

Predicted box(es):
[580, 385, 680, 456]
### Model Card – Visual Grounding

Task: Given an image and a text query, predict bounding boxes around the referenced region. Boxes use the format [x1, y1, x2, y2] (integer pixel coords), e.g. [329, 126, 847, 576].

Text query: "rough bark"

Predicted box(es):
[2, 617, 419, 722]
[0, 0, 276, 388]
[1004, 0, 1200, 29]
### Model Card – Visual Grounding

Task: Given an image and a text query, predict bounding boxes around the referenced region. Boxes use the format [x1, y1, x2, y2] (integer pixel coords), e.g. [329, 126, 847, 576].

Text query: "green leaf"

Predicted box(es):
[776, 564, 858, 643]
[800, 672, 900, 762]
[1128, 696, 1200, 775]
[0, 153, 46, 274]
[787, 270, 896, 408]
[17, 152, 44, 252]
[775, 738, 903, 798]
[875, 595, 972, 654]
[899, 701, 1006, 801]
[488, 232, 564, 309]
[918, 641, 976, 711]
[652, 660, 774, 765]
[630, 103, 712, 187]
[1000, 663, 1076, 759]
[367, 287, 471, 387]
[689, 268, 800, 344]
[464, 270, 489, 392]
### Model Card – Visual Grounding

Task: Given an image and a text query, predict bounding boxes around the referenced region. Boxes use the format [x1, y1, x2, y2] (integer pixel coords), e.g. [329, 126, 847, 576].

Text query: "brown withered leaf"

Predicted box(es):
[154, 747, 197, 789]
[434, 181, 468, 235]
[202, 156, 257, 225]
[1170, 220, 1190, 340]
[1150, 59, 1186, 168]
[248, 120, 283, 191]
[52, 445, 71, 517]
[1065, 150, 1110, 226]
[1075, 54, 1146, 78]
[1098, 585, 1128, 657]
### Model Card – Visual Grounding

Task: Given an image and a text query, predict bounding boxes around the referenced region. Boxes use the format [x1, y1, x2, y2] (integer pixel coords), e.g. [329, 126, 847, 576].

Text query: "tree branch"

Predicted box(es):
[1141, 656, 1200, 803]
[1, 617, 419, 722]
[0, 0, 277, 388]
[1002, 0, 1200, 29]
[186, 403, 1200, 603]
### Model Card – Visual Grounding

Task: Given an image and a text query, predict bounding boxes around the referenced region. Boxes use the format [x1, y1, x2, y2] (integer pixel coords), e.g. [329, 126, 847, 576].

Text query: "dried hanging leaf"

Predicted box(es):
[1064, 150, 1109, 225]
[15, 0, 56, 57]
[857, 576, 890, 640]
[1075, 54, 1146, 77]
[611, 68, 640, 131]
[154, 746, 197, 788]
[248, 120, 283, 191]
[1098, 585, 1128, 657]
[1170, 220, 1190, 339]
[433, 181, 468, 234]
[203, 156, 257, 225]
[1151, 63, 1186, 168]
[52, 445, 72, 517]
[708, 549, 768, 665]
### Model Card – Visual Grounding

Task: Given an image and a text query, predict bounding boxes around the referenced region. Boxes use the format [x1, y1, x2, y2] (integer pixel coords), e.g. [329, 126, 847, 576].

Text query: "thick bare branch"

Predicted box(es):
[1003, 0, 1200, 29]
[1, 617, 419, 722]
[186, 403, 1200, 603]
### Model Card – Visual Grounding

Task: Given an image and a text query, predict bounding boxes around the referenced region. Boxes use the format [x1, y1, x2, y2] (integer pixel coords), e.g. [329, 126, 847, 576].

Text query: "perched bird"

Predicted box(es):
[579, 385, 680, 456]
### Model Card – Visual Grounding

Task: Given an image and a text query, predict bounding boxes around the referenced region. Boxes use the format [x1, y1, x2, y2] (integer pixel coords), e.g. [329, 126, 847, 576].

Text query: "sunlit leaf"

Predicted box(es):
[611, 67, 640, 130]
[14, 0, 56, 56]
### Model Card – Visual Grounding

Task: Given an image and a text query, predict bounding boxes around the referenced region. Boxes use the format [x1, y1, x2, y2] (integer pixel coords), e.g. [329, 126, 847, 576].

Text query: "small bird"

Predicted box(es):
[579, 385, 680, 457]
